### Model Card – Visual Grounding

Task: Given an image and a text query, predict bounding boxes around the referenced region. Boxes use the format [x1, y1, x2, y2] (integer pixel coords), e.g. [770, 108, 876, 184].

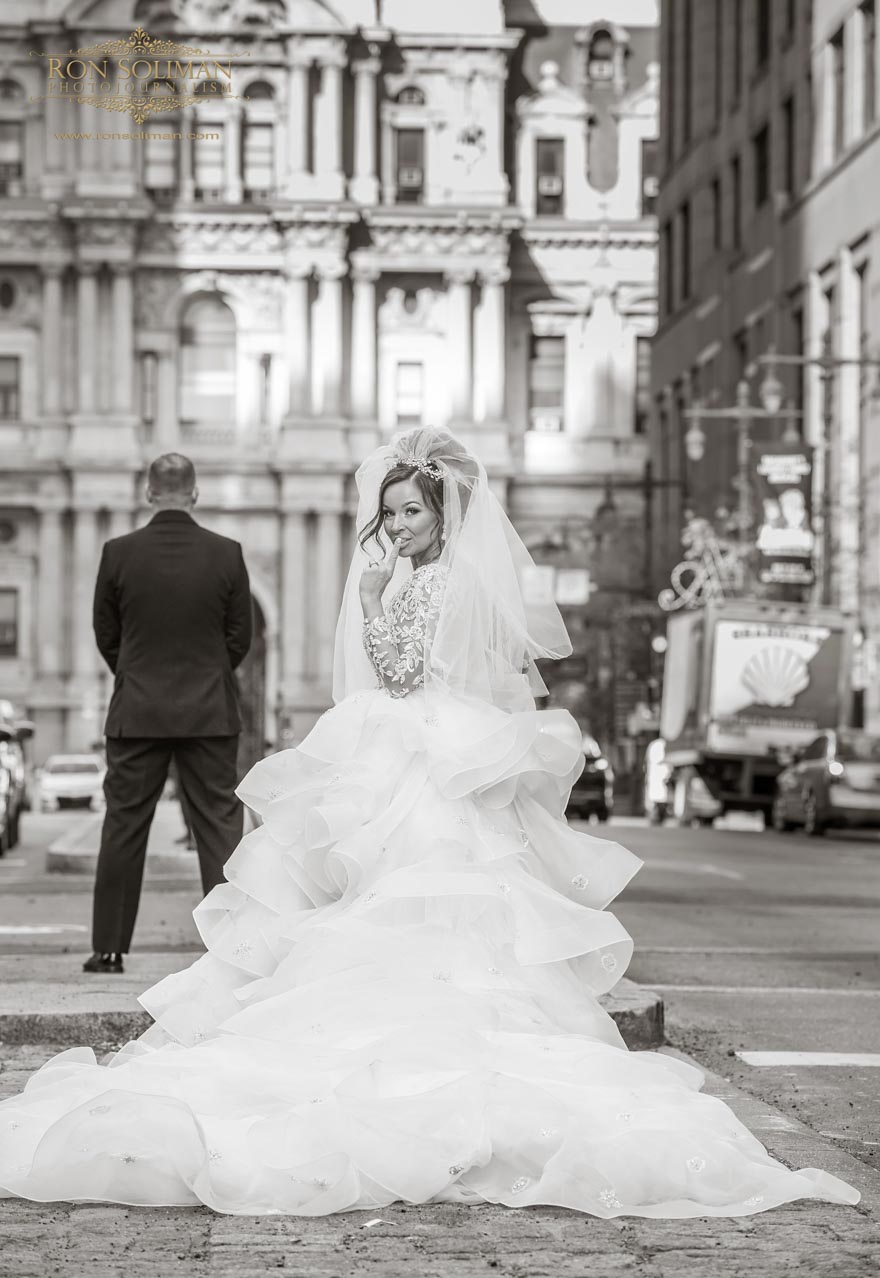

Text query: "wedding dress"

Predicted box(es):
[0, 430, 859, 1218]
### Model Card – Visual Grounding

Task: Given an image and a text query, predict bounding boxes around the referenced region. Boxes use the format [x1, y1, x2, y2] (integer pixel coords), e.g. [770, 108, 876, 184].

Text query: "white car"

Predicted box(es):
[37, 754, 106, 812]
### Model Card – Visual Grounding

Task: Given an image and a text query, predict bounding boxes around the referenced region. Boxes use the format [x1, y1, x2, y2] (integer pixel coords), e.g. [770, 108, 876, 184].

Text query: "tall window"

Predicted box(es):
[733, 0, 743, 102]
[711, 175, 722, 249]
[243, 81, 275, 201]
[782, 95, 796, 195]
[756, 0, 771, 68]
[665, 0, 676, 164]
[394, 361, 424, 426]
[713, 0, 724, 124]
[535, 138, 565, 215]
[144, 82, 178, 203]
[259, 352, 272, 425]
[527, 335, 565, 432]
[640, 138, 658, 215]
[0, 121, 23, 196]
[141, 351, 158, 425]
[683, 0, 693, 144]
[680, 201, 691, 300]
[662, 219, 675, 315]
[588, 29, 615, 82]
[785, 0, 796, 37]
[179, 295, 236, 428]
[0, 589, 17, 658]
[730, 154, 742, 249]
[831, 26, 846, 158]
[752, 123, 770, 206]
[863, 2, 877, 127]
[634, 336, 651, 435]
[0, 355, 19, 418]
[194, 125, 226, 201]
[395, 128, 424, 203]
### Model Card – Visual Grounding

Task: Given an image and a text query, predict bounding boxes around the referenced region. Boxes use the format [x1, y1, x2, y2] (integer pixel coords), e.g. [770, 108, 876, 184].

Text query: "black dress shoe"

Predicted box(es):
[83, 952, 124, 974]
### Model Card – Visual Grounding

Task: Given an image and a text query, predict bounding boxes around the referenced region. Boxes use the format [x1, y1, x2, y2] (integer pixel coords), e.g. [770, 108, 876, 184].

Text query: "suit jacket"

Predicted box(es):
[93, 510, 253, 738]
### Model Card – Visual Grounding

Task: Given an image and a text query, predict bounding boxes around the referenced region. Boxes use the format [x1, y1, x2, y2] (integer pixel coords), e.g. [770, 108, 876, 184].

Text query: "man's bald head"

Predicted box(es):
[146, 454, 198, 510]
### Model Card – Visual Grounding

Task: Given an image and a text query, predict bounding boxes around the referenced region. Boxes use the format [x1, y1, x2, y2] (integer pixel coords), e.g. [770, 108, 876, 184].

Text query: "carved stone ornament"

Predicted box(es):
[141, 218, 283, 255]
[135, 270, 180, 328]
[0, 216, 68, 255]
[0, 268, 41, 328]
[133, 0, 287, 32]
[378, 286, 443, 333]
[368, 220, 509, 260]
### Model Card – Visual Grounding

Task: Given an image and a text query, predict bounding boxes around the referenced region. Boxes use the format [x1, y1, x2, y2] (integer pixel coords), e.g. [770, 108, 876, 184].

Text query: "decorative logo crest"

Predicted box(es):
[30, 28, 250, 125]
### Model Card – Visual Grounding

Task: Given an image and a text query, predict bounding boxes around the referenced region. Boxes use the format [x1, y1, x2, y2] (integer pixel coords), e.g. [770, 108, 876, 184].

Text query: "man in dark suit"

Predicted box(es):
[86, 453, 252, 973]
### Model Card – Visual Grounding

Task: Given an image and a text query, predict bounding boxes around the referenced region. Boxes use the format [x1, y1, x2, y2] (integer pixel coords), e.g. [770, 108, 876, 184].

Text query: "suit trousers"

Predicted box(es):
[91, 735, 243, 954]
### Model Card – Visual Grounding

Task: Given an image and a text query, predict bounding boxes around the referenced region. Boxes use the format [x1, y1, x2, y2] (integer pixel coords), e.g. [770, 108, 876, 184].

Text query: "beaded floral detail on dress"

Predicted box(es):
[362, 563, 446, 698]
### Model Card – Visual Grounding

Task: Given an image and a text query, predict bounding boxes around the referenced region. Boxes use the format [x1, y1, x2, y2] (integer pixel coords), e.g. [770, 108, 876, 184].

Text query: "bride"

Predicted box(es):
[0, 427, 859, 1218]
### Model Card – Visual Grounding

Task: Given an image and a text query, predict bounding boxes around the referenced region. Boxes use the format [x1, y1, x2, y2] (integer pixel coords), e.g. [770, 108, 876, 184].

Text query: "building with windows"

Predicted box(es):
[0, 0, 658, 765]
[651, 0, 880, 728]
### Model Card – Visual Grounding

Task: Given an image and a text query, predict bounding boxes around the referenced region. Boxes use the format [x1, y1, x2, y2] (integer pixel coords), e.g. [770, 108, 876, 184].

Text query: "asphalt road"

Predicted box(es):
[597, 813, 880, 1175]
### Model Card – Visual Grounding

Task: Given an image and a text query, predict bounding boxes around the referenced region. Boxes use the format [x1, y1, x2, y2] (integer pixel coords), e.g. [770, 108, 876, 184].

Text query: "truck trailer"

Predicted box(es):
[659, 599, 855, 819]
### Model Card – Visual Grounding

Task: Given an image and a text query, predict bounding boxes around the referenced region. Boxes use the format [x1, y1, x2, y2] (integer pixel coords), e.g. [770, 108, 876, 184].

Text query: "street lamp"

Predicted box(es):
[684, 415, 706, 462]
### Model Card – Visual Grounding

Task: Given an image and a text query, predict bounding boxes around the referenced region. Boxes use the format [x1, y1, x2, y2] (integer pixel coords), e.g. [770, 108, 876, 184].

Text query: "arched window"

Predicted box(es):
[144, 81, 178, 203]
[589, 29, 615, 81]
[0, 78, 25, 196]
[396, 85, 425, 106]
[244, 80, 275, 100]
[179, 295, 236, 431]
[243, 81, 275, 201]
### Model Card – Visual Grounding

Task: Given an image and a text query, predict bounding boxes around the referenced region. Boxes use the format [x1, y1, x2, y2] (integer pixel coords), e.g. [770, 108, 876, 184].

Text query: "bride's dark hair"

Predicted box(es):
[357, 463, 444, 560]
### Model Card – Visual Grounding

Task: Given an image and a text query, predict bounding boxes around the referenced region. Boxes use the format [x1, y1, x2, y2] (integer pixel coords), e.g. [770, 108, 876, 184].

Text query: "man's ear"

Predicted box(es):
[192, 487, 199, 507]
[145, 485, 154, 505]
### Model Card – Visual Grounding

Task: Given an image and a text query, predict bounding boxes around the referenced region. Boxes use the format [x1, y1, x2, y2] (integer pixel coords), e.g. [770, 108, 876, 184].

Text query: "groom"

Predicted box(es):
[86, 454, 253, 973]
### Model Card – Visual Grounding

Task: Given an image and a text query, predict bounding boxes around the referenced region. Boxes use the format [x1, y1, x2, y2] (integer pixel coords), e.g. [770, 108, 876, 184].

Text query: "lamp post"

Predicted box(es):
[749, 341, 880, 605]
[682, 366, 803, 553]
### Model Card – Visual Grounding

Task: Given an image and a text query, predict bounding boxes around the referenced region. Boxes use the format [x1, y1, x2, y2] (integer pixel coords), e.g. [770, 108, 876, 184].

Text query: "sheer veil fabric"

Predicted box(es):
[0, 428, 860, 1218]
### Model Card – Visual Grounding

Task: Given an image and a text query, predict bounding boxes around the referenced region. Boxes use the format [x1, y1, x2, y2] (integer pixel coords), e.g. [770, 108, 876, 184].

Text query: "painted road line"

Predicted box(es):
[646, 859, 744, 881]
[637, 946, 880, 955]
[648, 984, 880, 996]
[737, 1051, 880, 1067]
[0, 925, 88, 935]
[0, 859, 26, 868]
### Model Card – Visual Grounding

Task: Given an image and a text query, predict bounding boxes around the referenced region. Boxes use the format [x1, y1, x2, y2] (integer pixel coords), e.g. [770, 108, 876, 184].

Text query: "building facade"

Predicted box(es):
[0, 0, 658, 765]
[651, 0, 880, 728]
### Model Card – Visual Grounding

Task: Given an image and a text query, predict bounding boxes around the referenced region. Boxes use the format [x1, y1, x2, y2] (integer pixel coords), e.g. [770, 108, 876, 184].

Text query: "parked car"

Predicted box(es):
[36, 754, 106, 812]
[567, 734, 614, 822]
[0, 700, 34, 849]
[771, 730, 880, 836]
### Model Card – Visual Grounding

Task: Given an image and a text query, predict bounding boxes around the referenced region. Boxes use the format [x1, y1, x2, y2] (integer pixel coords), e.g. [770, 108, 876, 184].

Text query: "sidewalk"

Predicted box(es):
[0, 804, 665, 1049]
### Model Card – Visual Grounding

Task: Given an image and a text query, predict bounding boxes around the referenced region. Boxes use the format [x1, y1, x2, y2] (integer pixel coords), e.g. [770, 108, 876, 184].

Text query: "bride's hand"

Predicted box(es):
[359, 538, 401, 599]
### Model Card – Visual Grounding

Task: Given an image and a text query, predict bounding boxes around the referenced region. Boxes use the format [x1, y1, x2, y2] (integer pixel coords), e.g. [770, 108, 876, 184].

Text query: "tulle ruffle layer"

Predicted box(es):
[0, 688, 860, 1217]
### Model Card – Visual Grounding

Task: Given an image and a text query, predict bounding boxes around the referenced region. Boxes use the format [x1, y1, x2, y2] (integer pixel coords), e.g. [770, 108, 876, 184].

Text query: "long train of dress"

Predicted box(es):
[0, 687, 860, 1216]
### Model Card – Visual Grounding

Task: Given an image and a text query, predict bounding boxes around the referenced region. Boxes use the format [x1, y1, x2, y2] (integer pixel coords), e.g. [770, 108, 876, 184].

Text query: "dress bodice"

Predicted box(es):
[362, 562, 446, 698]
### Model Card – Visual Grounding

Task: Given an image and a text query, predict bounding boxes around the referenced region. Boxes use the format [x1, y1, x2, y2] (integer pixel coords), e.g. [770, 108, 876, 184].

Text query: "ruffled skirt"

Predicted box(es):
[0, 688, 860, 1216]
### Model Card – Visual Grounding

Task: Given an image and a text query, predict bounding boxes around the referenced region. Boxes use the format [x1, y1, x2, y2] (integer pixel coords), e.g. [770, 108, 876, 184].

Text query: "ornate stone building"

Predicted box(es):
[0, 0, 658, 764]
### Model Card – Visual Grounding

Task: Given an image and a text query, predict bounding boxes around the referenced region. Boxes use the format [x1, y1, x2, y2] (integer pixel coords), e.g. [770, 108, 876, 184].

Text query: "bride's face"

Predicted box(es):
[381, 479, 440, 560]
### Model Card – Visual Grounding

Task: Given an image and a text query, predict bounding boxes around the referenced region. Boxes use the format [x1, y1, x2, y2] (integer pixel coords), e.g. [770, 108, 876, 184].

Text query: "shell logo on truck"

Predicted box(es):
[740, 646, 810, 709]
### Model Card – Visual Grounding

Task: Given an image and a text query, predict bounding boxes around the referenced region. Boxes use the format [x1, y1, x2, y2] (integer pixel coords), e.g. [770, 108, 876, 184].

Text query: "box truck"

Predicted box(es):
[659, 600, 855, 819]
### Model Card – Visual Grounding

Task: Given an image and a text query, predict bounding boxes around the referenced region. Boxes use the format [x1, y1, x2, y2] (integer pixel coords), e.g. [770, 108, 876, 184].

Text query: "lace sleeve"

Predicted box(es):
[362, 564, 445, 698]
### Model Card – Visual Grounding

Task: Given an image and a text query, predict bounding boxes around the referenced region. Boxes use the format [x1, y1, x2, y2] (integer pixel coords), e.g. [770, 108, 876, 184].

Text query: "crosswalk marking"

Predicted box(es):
[648, 984, 880, 996]
[737, 1051, 880, 1067]
[0, 924, 88, 935]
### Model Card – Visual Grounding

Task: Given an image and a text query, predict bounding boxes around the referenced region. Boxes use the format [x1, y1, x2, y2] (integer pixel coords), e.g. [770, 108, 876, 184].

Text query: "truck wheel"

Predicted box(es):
[802, 791, 825, 837]
[771, 795, 795, 833]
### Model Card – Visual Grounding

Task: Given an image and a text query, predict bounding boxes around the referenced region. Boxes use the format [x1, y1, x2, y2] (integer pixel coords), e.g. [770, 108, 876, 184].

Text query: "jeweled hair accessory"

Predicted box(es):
[390, 455, 444, 481]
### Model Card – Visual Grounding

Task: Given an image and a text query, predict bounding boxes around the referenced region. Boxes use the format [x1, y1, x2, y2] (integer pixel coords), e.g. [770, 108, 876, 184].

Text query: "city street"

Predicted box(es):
[0, 807, 878, 1274]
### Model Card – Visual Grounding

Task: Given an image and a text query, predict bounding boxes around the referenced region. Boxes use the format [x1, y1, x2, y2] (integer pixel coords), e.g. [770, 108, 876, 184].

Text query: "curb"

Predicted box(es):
[47, 815, 201, 880]
[0, 979, 664, 1052]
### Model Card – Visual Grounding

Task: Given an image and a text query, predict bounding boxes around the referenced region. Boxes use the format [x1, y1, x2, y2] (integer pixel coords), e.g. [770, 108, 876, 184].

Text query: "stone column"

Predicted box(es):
[76, 264, 99, 415]
[285, 264, 312, 416]
[837, 246, 860, 613]
[350, 264, 378, 418]
[155, 349, 178, 449]
[286, 39, 311, 186]
[315, 510, 343, 684]
[42, 92, 67, 196]
[225, 104, 243, 202]
[312, 264, 345, 416]
[350, 54, 380, 204]
[72, 506, 100, 680]
[111, 266, 135, 414]
[179, 130, 195, 201]
[313, 43, 345, 197]
[41, 264, 64, 416]
[37, 508, 64, 676]
[446, 267, 475, 421]
[479, 266, 509, 421]
[281, 508, 308, 694]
